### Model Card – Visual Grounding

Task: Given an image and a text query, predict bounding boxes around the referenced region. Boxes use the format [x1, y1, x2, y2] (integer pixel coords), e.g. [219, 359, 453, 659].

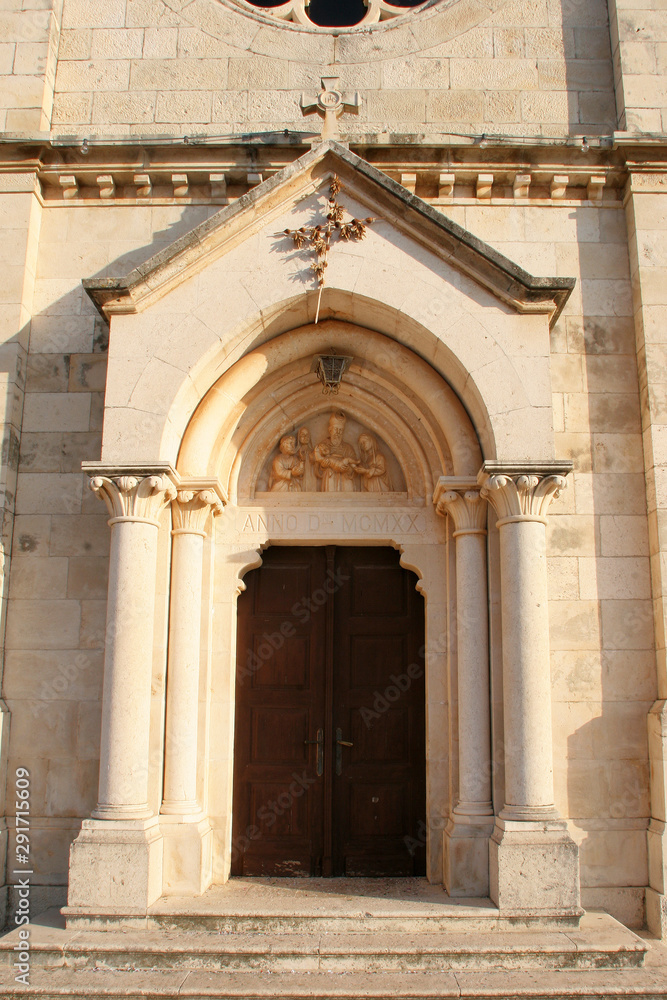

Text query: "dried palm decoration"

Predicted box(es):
[278, 175, 375, 323]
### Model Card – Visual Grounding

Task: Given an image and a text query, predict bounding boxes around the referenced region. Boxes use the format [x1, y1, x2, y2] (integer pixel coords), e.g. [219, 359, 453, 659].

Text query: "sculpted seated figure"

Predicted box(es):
[268, 435, 304, 492]
[312, 412, 357, 492]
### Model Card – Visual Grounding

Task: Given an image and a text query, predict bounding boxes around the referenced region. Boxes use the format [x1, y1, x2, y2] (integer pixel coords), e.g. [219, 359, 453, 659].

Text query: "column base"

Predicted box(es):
[160, 814, 213, 895]
[443, 814, 493, 897]
[647, 817, 667, 938]
[646, 886, 667, 939]
[489, 817, 581, 917]
[67, 817, 163, 911]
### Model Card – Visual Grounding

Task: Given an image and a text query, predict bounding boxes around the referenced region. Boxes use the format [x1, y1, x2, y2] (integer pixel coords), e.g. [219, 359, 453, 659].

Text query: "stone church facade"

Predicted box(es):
[0, 0, 666, 946]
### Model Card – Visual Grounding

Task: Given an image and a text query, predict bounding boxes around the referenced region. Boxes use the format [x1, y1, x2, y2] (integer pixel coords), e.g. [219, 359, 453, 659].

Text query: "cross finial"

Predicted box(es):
[300, 76, 362, 141]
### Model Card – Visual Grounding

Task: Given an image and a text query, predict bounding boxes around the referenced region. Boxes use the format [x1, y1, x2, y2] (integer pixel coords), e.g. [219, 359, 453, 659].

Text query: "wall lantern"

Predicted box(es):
[311, 352, 353, 395]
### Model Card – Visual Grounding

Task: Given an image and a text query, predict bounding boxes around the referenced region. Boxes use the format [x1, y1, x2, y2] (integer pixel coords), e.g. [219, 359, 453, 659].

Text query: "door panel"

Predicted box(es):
[332, 547, 425, 876]
[232, 547, 327, 876]
[233, 546, 426, 877]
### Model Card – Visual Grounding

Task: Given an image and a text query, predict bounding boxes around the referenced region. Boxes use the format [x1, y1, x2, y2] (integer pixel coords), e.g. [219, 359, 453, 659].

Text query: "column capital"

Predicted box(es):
[85, 464, 177, 524]
[172, 483, 225, 535]
[434, 479, 487, 535]
[478, 463, 571, 524]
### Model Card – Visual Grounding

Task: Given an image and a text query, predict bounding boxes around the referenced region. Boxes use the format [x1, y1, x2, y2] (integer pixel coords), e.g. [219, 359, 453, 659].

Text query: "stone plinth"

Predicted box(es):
[67, 818, 163, 911]
[489, 818, 581, 916]
[160, 816, 213, 897]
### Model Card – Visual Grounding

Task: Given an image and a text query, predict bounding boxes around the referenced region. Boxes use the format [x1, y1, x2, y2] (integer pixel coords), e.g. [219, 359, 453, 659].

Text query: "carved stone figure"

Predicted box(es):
[296, 426, 318, 493]
[260, 413, 403, 494]
[312, 411, 357, 492]
[268, 435, 304, 492]
[354, 433, 393, 492]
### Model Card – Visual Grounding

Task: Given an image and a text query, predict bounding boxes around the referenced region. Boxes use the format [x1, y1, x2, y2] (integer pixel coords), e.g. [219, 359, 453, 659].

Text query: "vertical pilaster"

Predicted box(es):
[607, 0, 667, 133]
[67, 467, 176, 914]
[0, 170, 42, 926]
[624, 169, 667, 937]
[435, 481, 493, 896]
[480, 465, 581, 917]
[160, 485, 224, 895]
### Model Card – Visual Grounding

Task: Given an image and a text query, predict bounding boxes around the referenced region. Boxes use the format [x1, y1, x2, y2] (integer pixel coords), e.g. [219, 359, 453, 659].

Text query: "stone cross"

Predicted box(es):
[300, 77, 362, 141]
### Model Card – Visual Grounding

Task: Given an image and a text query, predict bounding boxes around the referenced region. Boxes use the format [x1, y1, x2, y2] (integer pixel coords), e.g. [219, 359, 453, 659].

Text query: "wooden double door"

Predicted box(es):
[232, 546, 426, 877]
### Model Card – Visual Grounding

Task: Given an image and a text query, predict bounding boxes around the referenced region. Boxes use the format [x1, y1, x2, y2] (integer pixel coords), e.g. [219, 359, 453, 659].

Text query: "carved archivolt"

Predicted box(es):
[257, 410, 405, 494]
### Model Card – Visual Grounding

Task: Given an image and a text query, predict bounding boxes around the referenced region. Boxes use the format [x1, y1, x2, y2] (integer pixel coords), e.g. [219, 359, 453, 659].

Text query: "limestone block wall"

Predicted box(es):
[0, 180, 655, 927]
[608, 0, 667, 133]
[41, 0, 617, 136]
[2, 200, 218, 919]
[445, 196, 652, 928]
[0, 0, 63, 132]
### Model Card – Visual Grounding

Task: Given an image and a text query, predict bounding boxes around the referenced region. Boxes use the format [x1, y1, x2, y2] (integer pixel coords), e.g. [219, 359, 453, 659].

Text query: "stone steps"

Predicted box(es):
[0, 879, 661, 999]
[66, 908, 583, 934]
[0, 910, 650, 974]
[63, 879, 585, 934]
[0, 966, 667, 1000]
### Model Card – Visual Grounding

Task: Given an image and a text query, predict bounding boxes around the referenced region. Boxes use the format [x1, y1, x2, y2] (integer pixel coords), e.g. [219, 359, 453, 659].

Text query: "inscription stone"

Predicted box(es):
[237, 509, 427, 537]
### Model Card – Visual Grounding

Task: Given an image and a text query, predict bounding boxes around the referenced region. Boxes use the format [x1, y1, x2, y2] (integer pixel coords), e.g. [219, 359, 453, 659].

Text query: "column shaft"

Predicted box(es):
[436, 484, 493, 897]
[498, 518, 555, 816]
[454, 529, 492, 814]
[95, 518, 159, 819]
[162, 528, 205, 813]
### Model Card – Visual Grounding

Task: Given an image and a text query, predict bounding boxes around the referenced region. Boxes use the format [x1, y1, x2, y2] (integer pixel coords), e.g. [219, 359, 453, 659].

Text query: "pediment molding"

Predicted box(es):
[83, 141, 574, 328]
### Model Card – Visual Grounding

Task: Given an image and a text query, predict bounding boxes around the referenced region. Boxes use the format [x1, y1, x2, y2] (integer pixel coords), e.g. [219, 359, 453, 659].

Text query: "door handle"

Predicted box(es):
[335, 727, 354, 776]
[304, 727, 324, 776]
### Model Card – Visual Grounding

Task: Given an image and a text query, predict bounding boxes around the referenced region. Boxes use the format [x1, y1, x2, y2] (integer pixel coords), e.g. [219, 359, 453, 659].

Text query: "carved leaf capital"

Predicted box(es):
[89, 473, 177, 522]
[436, 488, 487, 533]
[480, 473, 568, 521]
[172, 489, 224, 533]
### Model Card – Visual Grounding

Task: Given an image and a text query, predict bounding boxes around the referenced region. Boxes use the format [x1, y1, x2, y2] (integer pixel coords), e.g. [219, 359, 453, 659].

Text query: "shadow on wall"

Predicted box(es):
[0, 204, 222, 928]
[560, 201, 654, 932]
[560, 0, 618, 137]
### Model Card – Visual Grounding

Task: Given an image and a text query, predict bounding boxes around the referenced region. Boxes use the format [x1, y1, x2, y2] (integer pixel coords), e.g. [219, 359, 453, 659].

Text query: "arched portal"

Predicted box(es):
[175, 319, 484, 887]
[69, 141, 580, 920]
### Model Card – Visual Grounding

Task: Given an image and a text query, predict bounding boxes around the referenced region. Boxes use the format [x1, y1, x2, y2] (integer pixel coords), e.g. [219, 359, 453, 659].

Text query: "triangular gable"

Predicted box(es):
[83, 140, 574, 327]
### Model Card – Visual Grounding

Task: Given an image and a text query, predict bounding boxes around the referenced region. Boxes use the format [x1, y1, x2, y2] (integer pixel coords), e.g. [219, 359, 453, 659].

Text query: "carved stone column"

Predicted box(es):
[160, 485, 224, 895]
[480, 464, 580, 917]
[67, 465, 176, 914]
[435, 481, 493, 896]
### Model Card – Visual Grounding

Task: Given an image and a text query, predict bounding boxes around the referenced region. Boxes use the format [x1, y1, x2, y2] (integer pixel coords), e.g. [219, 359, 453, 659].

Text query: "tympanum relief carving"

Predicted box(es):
[258, 411, 405, 494]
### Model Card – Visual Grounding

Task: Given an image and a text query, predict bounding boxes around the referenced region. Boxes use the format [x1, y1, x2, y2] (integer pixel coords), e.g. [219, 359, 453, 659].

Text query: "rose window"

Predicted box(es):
[241, 0, 426, 28]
